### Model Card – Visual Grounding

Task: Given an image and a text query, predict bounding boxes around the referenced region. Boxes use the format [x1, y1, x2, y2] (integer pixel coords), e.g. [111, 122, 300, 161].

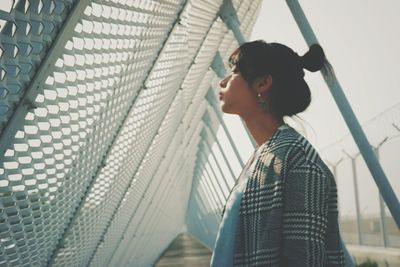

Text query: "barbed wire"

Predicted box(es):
[320, 102, 400, 162]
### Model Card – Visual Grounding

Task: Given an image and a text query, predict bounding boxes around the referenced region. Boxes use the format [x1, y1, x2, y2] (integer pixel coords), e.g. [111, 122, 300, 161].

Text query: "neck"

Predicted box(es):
[240, 112, 284, 148]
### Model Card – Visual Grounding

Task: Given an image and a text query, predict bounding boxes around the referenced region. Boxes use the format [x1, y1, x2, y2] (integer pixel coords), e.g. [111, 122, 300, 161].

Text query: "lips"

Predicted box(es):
[219, 93, 223, 100]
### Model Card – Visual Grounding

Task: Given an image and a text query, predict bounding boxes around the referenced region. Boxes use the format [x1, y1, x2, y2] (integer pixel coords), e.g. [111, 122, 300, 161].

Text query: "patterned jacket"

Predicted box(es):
[228, 125, 345, 266]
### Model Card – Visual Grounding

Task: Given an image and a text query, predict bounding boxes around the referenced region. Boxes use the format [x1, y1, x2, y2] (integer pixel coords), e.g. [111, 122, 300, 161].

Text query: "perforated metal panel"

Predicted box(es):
[0, 0, 263, 266]
[0, 0, 76, 132]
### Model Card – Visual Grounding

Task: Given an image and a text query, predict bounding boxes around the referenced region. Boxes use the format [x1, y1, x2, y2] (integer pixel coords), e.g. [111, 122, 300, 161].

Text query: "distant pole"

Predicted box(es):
[372, 137, 389, 247]
[342, 150, 363, 246]
[325, 158, 343, 217]
[286, 0, 400, 228]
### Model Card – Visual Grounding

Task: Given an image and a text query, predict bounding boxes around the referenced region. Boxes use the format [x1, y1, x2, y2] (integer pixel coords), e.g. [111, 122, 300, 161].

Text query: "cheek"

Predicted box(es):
[224, 77, 254, 102]
[242, 94, 257, 109]
[228, 88, 254, 108]
[240, 89, 258, 109]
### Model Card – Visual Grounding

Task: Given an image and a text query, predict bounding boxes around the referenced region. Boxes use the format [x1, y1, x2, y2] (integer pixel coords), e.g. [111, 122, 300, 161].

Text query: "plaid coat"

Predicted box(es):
[227, 125, 345, 266]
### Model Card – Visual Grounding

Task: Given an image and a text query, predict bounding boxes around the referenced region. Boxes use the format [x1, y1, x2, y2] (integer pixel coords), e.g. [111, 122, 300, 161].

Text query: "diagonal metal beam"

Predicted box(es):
[218, 0, 245, 44]
[197, 153, 224, 213]
[199, 143, 229, 201]
[198, 149, 226, 206]
[203, 109, 245, 167]
[201, 131, 231, 195]
[194, 165, 221, 217]
[202, 118, 236, 182]
[0, 0, 91, 163]
[286, 0, 400, 228]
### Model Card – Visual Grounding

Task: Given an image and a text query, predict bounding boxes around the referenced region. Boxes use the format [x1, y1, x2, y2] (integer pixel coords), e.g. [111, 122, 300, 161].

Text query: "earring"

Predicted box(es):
[257, 93, 268, 111]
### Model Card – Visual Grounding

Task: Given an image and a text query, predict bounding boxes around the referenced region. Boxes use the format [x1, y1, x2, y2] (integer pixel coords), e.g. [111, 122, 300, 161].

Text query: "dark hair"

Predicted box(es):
[228, 40, 326, 117]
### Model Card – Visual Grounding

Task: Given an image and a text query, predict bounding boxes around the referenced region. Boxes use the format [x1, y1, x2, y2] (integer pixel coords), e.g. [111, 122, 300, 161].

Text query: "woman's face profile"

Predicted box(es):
[218, 65, 257, 116]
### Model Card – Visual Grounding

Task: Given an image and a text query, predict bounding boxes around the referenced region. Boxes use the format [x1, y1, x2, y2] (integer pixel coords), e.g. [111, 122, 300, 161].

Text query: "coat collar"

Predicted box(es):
[257, 123, 291, 159]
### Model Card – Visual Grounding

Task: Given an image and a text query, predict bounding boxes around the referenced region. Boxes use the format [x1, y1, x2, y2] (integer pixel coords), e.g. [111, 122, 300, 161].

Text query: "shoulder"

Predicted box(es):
[282, 128, 334, 183]
[256, 126, 307, 174]
[259, 125, 312, 162]
[259, 125, 299, 160]
[257, 125, 331, 176]
[266, 126, 331, 174]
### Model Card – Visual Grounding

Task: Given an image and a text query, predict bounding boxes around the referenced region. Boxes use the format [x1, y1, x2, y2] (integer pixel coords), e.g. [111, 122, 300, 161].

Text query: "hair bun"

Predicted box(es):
[300, 44, 325, 72]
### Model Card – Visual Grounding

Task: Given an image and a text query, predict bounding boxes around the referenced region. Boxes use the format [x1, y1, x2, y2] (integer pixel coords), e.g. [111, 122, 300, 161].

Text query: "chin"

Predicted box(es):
[220, 104, 236, 115]
[220, 102, 228, 113]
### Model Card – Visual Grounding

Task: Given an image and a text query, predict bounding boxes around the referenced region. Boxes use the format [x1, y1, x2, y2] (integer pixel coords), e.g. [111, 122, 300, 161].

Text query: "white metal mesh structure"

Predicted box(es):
[0, 0, 262, 266]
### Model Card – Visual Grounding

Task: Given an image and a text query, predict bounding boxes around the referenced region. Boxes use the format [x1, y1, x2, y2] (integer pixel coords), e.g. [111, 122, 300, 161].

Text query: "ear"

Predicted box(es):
[253, 74, 273, 94]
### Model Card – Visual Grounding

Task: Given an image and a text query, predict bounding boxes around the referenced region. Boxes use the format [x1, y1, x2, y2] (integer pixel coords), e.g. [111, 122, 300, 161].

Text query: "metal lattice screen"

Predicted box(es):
[0, 0, 262, 266]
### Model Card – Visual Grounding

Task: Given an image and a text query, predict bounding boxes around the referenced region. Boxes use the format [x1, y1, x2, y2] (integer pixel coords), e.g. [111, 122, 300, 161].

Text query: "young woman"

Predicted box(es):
[210, 40, 346, 266]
